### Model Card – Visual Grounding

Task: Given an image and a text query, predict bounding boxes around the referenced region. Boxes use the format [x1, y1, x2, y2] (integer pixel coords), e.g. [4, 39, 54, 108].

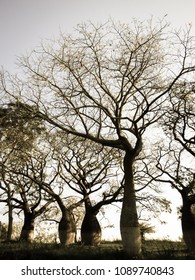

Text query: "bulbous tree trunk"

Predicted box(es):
[58, 207, 76, 245]
[81, 211, 101, 245]
[19, 212, 35, 243]
[120, 151, 142, 258]
[181, 199, 195, 252]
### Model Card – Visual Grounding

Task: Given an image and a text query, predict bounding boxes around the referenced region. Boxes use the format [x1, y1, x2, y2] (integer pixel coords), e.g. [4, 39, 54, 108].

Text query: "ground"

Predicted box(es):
[0, 239, 194, 260]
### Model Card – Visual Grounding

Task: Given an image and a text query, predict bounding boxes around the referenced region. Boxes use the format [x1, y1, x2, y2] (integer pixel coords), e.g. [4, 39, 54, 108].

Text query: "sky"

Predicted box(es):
[1, 0, 195, 73]
[0, 0, 195, 240]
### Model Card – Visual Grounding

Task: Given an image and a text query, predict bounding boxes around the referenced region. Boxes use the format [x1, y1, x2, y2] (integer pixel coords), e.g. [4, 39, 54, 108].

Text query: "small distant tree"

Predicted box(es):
[0, 222, 22, 241]
[139, 222, 155, 241]
[0, 221, 7, 241]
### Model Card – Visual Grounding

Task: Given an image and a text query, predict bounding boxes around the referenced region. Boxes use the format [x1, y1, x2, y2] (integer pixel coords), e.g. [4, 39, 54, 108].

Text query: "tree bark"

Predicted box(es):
[36, 183, 77, 246]
[81, 195, 101, 245]
[58, 206, 76, 245]
[181, 198, 195, 252]
[120, 151, 142, 258]
[19, 212, 35, 242]
[6, 197, 13, 241]
[81, 211, 101, 245]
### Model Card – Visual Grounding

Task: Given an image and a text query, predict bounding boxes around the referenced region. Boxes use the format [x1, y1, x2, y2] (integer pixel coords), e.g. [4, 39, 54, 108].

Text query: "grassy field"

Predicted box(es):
[0, 239, 194, 260]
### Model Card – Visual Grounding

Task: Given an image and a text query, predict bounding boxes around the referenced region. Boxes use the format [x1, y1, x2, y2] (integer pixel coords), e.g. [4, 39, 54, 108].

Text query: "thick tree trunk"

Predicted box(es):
[81, 195, 101, 245]
[120, 151, 142, 258]
[19, 212, 35, 243]
[181, 199, 195, 252]
[58, 207, 76, 245]
[81, 211, 101, 245]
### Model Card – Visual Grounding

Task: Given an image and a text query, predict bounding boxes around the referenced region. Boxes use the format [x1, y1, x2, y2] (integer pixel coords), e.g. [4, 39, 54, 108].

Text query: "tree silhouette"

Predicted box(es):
[1, 19, 195, 257]
[0, 102, 44, 241]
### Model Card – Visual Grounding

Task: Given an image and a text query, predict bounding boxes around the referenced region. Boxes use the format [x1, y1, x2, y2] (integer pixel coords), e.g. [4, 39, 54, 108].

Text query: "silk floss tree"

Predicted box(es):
[1, 18, 195, 258]
[51, 134, 123, 245]
[154, 81, 195, 252]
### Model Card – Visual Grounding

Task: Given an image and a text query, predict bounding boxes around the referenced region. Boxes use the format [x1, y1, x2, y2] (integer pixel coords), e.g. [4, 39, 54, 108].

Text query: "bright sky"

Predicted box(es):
[1, 0, 194, 240]
[1, 0, 195, 73]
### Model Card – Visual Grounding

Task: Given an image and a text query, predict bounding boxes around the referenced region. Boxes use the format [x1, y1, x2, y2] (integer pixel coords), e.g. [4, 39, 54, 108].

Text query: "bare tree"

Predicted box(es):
[1, 19, 195, 257]
[152, 144, 195, 251]
[0, 151, 54, 243]
[168, 82, 195, 157]
[0, 102, 44, 241]
[14, 144, 88, 246]
[153, 81, 195, 252]
[48, 132, 123, 245]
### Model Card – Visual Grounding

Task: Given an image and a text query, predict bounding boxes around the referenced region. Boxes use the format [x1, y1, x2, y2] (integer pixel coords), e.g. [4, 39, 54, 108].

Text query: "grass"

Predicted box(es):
[0, 239, 194, 260]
